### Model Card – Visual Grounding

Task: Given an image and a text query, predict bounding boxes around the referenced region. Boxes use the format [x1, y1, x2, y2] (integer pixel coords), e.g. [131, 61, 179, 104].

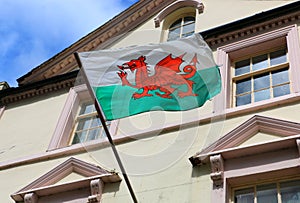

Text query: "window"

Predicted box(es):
[167, 16, 195, 41]
[233, 48, 290, 107]
[48, 85, 118, 151]
[214, 25, 300, 114]
[71, 102, 109, 145]
[233, 179, 300, 203]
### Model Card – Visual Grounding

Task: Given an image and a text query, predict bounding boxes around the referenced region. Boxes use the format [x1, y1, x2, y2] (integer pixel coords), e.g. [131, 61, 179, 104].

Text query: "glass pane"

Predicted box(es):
[253, 54, 268, 71]
[72, 131, 87, 144]
[254, 89, 270, 102]
[257, 183, 278, 203]
[87, 128, 100, 141]
[76, 118, 92, 130]
[234, 187, 254, 203]
[270, 49, 287, 66]
[183, 16, 195, 24]
[236, 78, 251, 95]
[272, 68, 289, 86]
[170, 19, 182, 29]
[273, 84, 290, 98]
[100, 128, 106, 138]
[72, 132, 81, 144]
[235, 59, 250, 76]
[182, 23, 195, 35]
[168, 28, 180, 40]
[236, 93, 251, 106]
[280, 180, 300, 203]
[254, 73, 270, 91]
[80, 103, 95, 115]
[182, 32, 194, 38]
[90, 117, 101, 128]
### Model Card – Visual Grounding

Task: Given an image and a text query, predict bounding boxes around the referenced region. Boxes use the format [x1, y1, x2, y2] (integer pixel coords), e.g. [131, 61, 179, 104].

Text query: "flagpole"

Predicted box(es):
[74, 52, 138, 203]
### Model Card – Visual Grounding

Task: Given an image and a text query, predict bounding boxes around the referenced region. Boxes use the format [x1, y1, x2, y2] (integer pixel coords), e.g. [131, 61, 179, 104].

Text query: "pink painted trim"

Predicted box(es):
[297, 139, 300, 156]
[287, 25, 300, 93]
[0, 106, 5, 119]
[11, 157, 121, 201]
[190, 115, 300, 164]
[3, 93, 300, 170]
[154, 0, 204, 27]
[205, 115, 300, 153]
[214, 25, 300, 114]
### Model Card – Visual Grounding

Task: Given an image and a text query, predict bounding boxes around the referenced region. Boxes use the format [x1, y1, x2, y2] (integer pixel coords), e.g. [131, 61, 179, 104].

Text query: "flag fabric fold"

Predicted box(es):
[78, 33, 221, 121]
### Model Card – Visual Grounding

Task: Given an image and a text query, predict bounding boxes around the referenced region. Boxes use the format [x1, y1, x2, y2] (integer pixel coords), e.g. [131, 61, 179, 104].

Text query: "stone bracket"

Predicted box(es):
[87, 179, 104, 203]
[210, 154, 224, 187]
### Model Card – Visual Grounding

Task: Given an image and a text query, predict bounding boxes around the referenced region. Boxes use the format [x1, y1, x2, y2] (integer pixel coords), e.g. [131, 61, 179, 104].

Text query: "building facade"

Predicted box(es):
[1, 0, 300, 202]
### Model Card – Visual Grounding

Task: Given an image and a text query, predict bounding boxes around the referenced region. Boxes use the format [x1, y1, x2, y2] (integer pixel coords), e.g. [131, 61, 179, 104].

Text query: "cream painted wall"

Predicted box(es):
[0, 90, 68, 162]
[111, 0, 298, 49]
[1, 1, 299, 202]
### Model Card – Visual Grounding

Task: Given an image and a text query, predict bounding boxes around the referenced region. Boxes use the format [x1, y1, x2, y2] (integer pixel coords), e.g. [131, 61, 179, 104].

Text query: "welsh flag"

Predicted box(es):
[77, 34, 221, 121]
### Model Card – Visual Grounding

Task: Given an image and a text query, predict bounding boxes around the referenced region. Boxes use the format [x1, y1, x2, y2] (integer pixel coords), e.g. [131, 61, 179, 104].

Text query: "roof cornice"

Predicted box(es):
[201, 1, 300, 47]
[17, 0, 177, 86]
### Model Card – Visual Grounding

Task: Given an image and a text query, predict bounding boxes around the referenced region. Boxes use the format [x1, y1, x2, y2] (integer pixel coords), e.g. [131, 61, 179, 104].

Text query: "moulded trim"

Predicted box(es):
[154, 0, 204, 28]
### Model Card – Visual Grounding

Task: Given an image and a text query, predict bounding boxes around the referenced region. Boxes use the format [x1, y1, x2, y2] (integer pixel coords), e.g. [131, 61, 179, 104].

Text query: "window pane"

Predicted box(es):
[236, 93, 251, 106]
[87, 128, 100, 141]
[170, 19, 182, 28]
[183, 16, 195, 24]
[272, 68, 289, 86]
[168, 28, 180, 40]
[254, 89, 270, 102]
[235, 59, 250, 76]
[257, 183, 278, 203]
[253, 54, 268, 71]
[236, 78, 251, 94]
[90, 117, 101, 128]
[273, 84, 290, 98]
[72, 131, 87, 144]
[254, 73, 270, 91]
[270, 49, 287, 66]
[72, 132, 81, 144]
[76, 118, 92, 130]
[182, 32, 194, 38]
[234, 187, 254, 203]
[182, 22, 194, 33]
[80, 103, 95, 115]
[280, 180, 300, 203]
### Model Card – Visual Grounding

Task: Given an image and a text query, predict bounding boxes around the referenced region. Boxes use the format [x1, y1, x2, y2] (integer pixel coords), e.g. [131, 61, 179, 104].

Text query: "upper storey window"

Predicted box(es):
[71, 102, 109, 145]
[167, 16, 195, 41]
[233, 48, 290, 107]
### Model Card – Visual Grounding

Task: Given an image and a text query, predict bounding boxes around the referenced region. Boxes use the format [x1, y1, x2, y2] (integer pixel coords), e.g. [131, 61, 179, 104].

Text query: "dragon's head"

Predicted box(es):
[118, 56, 146, 72]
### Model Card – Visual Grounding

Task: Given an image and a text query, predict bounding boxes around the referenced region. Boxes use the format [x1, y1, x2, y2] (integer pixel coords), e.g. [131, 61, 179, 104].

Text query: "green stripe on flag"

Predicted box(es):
[93, 66, 221, 120]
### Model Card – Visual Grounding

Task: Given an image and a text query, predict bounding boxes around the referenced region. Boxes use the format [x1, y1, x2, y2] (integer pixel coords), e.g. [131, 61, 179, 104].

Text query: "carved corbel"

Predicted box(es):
[24, 193, 38, 203]
[210, 154, 224, 187]
[296, 139, 300, 156]
[87, 179, 104, 203]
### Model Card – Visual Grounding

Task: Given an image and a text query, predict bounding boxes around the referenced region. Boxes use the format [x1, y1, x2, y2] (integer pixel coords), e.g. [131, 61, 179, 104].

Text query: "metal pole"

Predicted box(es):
[74, 52, 138, 203]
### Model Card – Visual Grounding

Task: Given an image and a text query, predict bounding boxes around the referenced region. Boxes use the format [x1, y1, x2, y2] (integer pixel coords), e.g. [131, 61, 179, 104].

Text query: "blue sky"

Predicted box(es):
[0, 0, 138, 87]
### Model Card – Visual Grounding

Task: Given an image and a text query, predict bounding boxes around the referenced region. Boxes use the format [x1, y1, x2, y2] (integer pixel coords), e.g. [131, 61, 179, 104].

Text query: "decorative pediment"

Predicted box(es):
[11, 157, 121, 202]
[190, 115, 300, 166]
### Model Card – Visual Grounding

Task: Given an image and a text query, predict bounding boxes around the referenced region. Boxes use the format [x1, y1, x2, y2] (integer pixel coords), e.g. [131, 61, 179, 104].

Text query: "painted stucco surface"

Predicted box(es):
[0, 1, 299, 202]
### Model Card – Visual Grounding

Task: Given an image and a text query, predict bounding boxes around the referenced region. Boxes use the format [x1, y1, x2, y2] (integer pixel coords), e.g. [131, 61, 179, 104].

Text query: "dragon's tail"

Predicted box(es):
[182, 54, 198, 79]
[182, 64, 197, 79]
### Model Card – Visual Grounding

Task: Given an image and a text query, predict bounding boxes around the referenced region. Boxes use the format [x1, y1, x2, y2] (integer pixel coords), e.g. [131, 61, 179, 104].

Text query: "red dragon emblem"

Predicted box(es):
[117, 54, 198, 99]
